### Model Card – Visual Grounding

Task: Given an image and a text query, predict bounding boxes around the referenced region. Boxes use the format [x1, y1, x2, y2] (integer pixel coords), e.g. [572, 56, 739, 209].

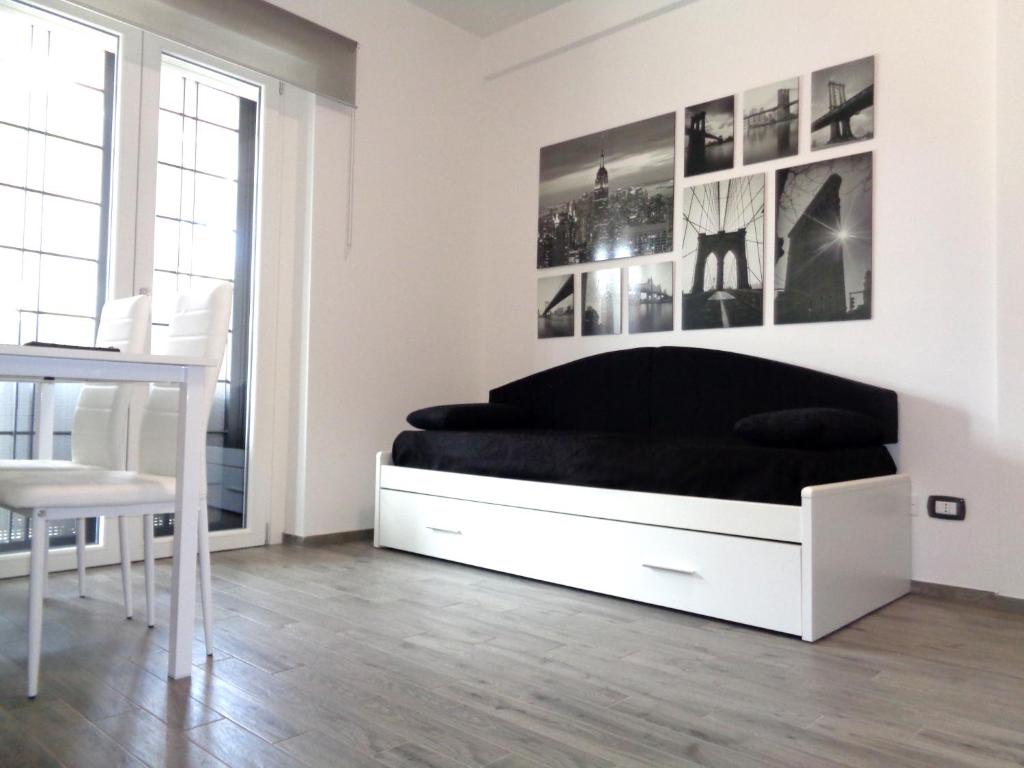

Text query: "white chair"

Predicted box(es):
[0, 294, 216, 637]
[0, 295, 150, 608]
[0, 284, 232, 698]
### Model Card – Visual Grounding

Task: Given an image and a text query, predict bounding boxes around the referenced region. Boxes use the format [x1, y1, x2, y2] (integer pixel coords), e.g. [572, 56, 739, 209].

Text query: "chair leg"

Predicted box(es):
[143, 514, 155, 628]
[28, 511, 46, 699]
[41, 531, 48, 599]
[198, 503, 214, 656]
[118, 517, 133, 620]
[76, 517, 87, 598]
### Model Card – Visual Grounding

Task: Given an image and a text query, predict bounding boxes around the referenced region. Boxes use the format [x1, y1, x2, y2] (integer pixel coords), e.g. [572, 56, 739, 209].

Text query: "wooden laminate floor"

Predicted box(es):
[0, 542, 1021, 768]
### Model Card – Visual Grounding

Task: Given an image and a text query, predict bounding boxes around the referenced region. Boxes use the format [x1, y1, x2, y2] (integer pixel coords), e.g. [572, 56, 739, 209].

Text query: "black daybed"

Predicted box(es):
[376, 347, 910, 642]
[393, 346, 897, 505]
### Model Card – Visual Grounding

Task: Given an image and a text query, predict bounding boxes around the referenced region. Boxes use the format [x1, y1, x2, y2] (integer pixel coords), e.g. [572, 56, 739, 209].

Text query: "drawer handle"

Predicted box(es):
[643, 562, 699, 576]
[426, 526, 462, 535]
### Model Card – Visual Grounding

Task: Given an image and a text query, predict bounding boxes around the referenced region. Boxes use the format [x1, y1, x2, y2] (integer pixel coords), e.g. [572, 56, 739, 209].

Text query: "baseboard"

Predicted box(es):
[912, 580, 1024, 614]
[282, 529, 373, 547]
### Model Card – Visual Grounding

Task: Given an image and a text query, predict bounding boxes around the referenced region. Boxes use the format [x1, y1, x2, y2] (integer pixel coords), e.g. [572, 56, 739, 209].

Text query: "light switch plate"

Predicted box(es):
[928, 495, 966, 521]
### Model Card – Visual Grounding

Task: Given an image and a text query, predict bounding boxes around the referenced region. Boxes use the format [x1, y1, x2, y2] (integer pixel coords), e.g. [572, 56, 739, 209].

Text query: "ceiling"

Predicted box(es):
[404, 0, 572, 37]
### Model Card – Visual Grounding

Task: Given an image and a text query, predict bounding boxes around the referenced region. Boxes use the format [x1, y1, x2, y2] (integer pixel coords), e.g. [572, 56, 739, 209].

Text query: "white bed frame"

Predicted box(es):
[374, 452, 910, 641]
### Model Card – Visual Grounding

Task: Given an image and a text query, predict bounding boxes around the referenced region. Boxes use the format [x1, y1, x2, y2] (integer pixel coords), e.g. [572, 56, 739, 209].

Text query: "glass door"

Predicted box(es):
[150, 57, 257, 536]
[133, 35, 277, 554]
[0, 0, 127, 569]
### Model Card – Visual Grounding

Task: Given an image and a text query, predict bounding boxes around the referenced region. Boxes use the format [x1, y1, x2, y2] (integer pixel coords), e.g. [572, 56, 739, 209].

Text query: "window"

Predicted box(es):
[0, 2, 116, 552]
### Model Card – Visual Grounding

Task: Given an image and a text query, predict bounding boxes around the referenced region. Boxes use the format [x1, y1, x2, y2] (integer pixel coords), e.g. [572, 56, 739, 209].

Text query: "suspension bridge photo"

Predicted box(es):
[680, 173, 765, 329]
[811, 55, 875, 150]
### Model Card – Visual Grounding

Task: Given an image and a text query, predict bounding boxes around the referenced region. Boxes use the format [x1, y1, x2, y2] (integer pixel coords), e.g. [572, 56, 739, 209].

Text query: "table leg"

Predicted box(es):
[167, 367, 204, 679]
[27, 511, 46, 699]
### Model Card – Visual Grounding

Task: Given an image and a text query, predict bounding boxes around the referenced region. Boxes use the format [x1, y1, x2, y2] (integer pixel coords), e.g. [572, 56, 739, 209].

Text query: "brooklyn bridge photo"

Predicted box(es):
[775, 152, 873, 324]
[537, 274, 574, 338]
[743, 77, 799, 164]
[684, 95, 735, 177]
[628, 261, 674, 334]
[537, 113, 675, 269]
[811, 56, 874, 150]
[680, 174, 765, 329]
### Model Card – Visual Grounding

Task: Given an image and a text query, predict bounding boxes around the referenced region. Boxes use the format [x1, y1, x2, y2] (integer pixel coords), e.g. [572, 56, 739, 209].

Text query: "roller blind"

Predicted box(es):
[70, 0, 357, 105]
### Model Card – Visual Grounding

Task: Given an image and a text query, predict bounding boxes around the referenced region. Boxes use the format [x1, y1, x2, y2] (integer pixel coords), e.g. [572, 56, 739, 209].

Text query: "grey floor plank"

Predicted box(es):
[96, 706, 228, 768]
[7, 698, 147, 768]
[184, 719, 295, 768]
[375, 741, 483, 768]
[0, 704, 65, 768]
[275, 664, 512, 766]
[276, 729, 392, 768]
[185, 664, 307, 743]
[205, 656, 411, 755]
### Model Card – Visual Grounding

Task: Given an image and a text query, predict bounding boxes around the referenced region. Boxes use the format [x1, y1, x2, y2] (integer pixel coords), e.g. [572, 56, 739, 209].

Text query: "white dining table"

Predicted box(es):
[0, 344, 216, 680]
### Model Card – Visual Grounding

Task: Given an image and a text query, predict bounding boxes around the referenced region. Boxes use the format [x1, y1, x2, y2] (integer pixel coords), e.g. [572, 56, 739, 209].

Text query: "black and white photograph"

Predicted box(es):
[811, 56, 874, 150]
[627, 261, 674, 334]
[680, 174, 765, 329]
[582, 267, 621, 336]
[684, 96, 734, 177]
[537, 113, 675, 269]
[743, 78, 799, 164]
[775, 152, 873, 324]
[537, 274, 575, 338]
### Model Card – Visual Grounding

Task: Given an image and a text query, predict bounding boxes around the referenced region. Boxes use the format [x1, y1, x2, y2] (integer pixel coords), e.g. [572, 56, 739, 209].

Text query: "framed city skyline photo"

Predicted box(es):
[680, 174, 765, 330]
[684, 95, 734, 177]
[743, 77, 799, 165]
[811, 56, 874, 150]
[627, 261, 674, 334]
[537, 274, 574, 338]
[775, 152, 873, 324]
[537, 113, 675, 269]
[582, 268, 621, 336]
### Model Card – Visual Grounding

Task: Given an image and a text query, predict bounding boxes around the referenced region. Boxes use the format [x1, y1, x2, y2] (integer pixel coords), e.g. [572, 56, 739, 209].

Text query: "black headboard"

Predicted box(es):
[489, 347, 898, 443]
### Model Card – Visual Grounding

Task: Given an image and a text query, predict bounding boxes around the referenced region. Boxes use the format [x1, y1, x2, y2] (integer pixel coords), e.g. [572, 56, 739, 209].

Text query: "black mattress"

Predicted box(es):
[391, 430, 897, 506]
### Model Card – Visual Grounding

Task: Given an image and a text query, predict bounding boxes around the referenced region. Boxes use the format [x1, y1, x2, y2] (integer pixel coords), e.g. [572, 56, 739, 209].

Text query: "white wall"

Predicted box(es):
[476, 0, 1009, 593]
[268, 0, 484, 537]
[996, 0, 1024, 598]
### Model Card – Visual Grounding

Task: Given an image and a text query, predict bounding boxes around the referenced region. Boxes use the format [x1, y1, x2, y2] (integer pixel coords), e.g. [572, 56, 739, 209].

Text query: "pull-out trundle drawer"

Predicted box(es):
[378, 489, 802, 635]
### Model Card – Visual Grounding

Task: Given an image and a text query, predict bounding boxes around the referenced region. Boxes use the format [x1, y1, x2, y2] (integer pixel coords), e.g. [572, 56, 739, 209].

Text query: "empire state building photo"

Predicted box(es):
[537, 113, 675, 269]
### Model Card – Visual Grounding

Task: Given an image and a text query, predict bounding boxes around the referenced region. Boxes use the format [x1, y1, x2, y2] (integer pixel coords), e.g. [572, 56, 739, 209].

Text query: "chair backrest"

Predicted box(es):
[138, 283, 233, 478]
[70, 295, 151, 468]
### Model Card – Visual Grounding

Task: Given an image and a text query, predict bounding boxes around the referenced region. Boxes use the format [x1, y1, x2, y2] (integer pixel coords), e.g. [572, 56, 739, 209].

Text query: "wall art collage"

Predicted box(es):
[536, 55, 875, 338]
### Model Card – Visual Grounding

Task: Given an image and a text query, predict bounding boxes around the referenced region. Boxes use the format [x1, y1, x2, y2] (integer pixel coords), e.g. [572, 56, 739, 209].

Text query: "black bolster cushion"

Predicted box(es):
[407, 403, 532, 431]
[735, 407, 887, 449]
